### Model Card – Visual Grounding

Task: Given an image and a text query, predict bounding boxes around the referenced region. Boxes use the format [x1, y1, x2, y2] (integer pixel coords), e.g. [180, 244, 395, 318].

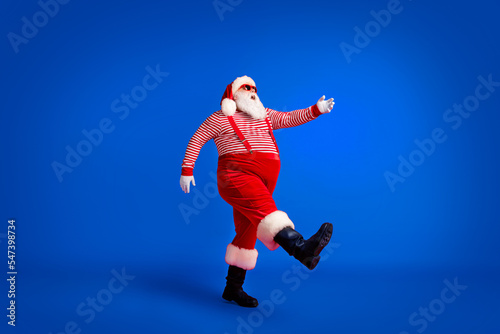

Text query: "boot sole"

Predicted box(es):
[222, 291, 259, 308]
[313, 223, 333, 257]
[223, 298, 259, 308]
[302, 255, 321, 270]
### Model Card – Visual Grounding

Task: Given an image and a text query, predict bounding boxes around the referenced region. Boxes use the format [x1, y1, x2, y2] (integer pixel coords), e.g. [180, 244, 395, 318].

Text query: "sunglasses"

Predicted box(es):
[240, 84, 257, 92]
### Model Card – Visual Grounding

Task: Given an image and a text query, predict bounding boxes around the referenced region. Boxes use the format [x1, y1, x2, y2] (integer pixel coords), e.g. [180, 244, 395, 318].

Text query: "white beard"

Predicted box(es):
[234, 90, 267, 120]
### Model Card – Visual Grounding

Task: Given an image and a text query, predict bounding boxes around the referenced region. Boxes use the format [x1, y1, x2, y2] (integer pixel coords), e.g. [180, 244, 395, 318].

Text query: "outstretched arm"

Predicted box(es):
[268, 95, 335, 130]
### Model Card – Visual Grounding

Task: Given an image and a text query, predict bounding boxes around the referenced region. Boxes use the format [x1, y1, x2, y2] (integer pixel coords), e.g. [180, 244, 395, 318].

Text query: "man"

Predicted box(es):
[180, 75, 335, 307]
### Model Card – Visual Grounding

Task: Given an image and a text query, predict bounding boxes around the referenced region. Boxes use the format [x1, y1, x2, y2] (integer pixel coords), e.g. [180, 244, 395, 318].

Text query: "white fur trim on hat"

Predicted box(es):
[231, 75, 256, 93]
[221, 98, 237, 116]
[257, 210, 295, 251]
[225, 243, 259, 270]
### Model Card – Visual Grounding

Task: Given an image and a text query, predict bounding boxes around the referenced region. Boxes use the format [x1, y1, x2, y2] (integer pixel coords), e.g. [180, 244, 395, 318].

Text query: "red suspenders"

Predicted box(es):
[227, 115, 253, 153]
[227, 116, 279, 154]
[265, 118, 279, 153]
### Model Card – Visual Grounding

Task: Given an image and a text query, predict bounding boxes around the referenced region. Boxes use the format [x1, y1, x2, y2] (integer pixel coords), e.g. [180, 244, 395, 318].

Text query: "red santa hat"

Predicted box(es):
[220, 75, 257, 116]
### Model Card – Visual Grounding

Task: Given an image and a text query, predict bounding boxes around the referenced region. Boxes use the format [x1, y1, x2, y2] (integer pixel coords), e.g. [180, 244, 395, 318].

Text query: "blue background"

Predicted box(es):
[2, 0, 500, 333]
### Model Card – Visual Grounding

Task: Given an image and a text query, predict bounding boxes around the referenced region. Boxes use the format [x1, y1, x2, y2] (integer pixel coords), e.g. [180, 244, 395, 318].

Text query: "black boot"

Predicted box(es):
[222, 265, 258, 308]
[273, 223, 333, 270]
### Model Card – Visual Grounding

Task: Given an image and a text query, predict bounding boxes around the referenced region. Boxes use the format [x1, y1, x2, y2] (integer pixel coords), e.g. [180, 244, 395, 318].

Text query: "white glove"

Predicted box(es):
[180, 175, 196, 193]
[316, 95, 335, 113]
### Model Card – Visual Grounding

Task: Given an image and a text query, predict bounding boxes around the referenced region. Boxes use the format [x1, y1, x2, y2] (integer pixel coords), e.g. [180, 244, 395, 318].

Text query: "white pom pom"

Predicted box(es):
[221, 98, 237, 116]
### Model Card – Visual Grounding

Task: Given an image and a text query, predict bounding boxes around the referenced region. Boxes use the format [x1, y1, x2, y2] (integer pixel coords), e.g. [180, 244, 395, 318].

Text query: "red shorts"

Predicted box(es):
[217, 152, 281, 249]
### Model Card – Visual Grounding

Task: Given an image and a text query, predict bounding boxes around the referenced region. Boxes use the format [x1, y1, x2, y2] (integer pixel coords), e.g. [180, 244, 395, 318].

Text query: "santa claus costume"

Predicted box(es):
[180, 76, 335, 308]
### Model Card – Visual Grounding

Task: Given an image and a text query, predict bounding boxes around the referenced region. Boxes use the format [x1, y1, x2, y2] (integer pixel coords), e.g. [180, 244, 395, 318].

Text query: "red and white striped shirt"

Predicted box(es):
[181, 105, 322, 175]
